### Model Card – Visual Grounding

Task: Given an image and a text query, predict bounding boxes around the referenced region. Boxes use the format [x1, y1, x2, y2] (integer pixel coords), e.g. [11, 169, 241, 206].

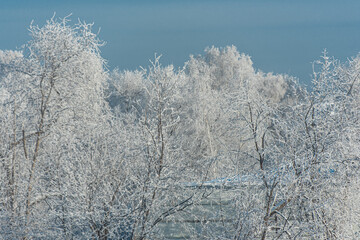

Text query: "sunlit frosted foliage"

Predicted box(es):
[0, 17, 359, 240]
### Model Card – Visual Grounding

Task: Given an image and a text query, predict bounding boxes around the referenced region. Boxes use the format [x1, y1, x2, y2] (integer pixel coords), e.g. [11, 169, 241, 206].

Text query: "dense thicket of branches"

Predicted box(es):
[0, 17, 359, 239]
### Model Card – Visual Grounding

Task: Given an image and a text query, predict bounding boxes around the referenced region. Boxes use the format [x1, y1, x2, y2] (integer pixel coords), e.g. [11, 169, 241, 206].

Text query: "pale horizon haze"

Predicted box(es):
[1, 0, 360, 86]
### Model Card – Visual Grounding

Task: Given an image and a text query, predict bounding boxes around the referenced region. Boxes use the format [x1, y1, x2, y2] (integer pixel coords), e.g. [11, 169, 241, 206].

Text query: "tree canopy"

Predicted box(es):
[0, 17, 359, 240]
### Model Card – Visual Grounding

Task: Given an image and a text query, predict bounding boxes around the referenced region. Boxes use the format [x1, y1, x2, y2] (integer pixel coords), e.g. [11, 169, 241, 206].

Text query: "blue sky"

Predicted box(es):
[1, 0, 360, 86]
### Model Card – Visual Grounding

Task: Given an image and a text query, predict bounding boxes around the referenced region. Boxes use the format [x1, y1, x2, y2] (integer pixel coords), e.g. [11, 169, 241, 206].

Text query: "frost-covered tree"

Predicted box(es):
[1, 15, 360, 240]
[295, 51, 360, 239]
[110, 56, 209, 239]
[183, 46, 291, 178]
[245, 51, 360, 239]
[0, 16, 110, 239]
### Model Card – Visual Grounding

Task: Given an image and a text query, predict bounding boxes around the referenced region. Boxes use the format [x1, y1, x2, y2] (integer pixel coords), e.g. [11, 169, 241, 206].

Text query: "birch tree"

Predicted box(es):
[0, 16, 110, 239]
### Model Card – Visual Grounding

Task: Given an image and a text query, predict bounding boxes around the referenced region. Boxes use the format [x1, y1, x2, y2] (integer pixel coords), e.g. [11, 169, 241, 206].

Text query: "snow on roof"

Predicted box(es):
[183, 174, 263, 189]
[183, 167, 337, 189]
